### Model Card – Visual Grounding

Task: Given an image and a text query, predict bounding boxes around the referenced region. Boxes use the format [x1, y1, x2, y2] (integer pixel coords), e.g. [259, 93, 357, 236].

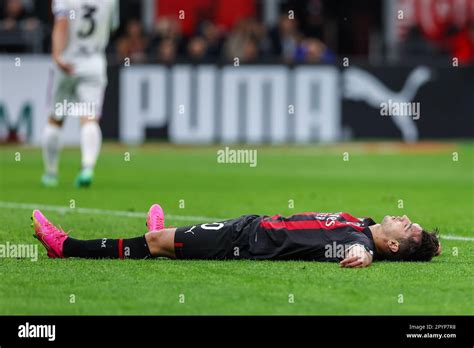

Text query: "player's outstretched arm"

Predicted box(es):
[339, 244, 373, 268]
[52, 16, 73, 74]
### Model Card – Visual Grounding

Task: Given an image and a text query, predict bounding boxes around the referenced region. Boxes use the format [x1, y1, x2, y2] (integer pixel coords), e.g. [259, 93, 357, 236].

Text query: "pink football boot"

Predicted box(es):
[146, 204, 165, 231]
[32, 210, 68, 258]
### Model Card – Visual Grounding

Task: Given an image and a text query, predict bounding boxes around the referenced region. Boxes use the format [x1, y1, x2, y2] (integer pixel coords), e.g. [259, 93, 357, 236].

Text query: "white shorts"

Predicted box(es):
[48, 66, 107, 121]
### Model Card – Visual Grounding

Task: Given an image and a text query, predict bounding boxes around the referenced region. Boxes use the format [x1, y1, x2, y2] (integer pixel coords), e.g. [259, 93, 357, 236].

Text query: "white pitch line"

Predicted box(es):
[0, 201, 473, 242]
[439, 234, 474, 242]
[0, 201, 224, 222]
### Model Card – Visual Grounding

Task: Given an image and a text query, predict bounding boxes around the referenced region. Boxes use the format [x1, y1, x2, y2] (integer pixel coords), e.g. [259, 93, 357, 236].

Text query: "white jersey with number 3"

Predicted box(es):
[52, 0, 119, 77]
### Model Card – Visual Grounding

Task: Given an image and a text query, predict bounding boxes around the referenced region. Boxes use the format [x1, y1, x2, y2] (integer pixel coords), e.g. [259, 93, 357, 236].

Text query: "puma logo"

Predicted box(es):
[184, 226, 196, 235]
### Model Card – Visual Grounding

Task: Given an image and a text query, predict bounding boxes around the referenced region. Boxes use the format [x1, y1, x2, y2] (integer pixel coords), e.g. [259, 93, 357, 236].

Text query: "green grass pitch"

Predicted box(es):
[0, 143, 473, 315]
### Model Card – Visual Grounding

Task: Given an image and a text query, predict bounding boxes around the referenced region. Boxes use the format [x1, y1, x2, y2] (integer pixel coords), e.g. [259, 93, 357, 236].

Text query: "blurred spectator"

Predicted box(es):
[115, 20, 148, 63]
[269, 14, 301, 62]
[294, 37, 335, 63]
[0, 0, 41, 53]
[187, 36, 208, 61]
[199, 21, 224, 58]
[224, 18, 266, 63]
[157, 37, 177, 64]
[2, 0, 25, 30]
[153, 17, 182, 42]
[148, 17, 183, 63]
[241, 36, 259, 62]
[1, 0, 38, 32]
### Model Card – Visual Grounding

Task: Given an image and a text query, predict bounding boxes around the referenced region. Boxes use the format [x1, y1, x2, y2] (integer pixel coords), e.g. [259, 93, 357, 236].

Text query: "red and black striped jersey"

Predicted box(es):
[248, 212, 376, 261]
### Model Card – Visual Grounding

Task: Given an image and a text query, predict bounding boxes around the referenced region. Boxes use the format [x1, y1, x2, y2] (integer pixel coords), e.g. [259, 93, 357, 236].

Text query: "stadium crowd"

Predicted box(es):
[0, 0, 473, 65]
[0, 0, 337, 64]
[113, 15, 336, 64]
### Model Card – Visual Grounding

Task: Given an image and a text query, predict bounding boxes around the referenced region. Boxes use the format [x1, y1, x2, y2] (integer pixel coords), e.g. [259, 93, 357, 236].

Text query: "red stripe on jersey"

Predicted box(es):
[175, 242, 184, 248]
[118, 239, 124, 259]
[260, 219, 322, 230]
[340, 213, 362, 223]
[260, 215, 366, 232]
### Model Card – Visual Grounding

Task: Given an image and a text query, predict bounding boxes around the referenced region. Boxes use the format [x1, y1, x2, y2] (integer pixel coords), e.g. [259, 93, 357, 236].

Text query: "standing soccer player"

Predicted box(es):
[42, 0, 119, 187]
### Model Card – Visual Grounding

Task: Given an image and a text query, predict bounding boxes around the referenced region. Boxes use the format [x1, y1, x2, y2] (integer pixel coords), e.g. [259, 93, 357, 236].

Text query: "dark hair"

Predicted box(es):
[387, 228, 440, 262]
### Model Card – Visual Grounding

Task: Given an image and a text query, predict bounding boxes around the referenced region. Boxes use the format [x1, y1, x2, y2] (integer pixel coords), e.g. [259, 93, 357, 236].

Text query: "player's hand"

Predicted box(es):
[340, 255, 367, 268]
[340, 245, 372, 268]
[54, 58, 74, 75]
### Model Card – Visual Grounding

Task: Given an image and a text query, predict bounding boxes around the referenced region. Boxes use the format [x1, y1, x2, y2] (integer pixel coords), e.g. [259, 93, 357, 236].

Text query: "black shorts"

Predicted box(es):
[174, 215, 260, 259]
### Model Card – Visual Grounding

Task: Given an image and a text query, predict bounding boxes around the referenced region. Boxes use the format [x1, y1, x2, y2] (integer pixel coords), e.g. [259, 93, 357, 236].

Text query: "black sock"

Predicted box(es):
[63, 236, 152, 259]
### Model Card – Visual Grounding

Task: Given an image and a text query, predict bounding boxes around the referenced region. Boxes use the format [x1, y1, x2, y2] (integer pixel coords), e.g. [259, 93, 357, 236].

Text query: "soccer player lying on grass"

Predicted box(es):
[31, 205, 441, 268]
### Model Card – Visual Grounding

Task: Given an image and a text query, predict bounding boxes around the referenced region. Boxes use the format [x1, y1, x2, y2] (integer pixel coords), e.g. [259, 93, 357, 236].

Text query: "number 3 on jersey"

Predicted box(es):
[78, 5, 97, 38]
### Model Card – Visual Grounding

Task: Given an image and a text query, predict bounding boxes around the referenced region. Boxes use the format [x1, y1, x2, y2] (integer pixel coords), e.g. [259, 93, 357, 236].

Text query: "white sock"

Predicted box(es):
[42, 123, 61, 176]
[80, 122, 102, 170]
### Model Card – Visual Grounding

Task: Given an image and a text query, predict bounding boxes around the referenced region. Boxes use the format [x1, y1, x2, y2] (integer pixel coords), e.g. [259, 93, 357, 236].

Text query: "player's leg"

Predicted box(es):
[75, 77, 105, 187]
[41, 69, 74, 187]
[75, 117, 102, 187]
[31, 209, 176, 259]
[64, 228, 177, 259]
[31, 208, 256, 260]
[61, 224, 238, 260]
[42, 117, 63, 187]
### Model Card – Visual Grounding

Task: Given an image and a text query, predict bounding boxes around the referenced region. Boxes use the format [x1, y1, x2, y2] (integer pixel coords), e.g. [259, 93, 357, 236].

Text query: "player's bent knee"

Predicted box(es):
[145, 230, 165, 255]
[145, 230, 163, 242]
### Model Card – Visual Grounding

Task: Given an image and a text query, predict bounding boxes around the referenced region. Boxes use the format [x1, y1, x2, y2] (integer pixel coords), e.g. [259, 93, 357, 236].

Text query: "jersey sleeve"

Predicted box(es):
[343, 232, 375, 257]
[52, 0, 70, 18]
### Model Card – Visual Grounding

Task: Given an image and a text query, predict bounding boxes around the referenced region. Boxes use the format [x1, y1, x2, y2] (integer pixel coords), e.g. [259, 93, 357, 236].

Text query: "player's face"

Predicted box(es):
[381, 215, 423, 243]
